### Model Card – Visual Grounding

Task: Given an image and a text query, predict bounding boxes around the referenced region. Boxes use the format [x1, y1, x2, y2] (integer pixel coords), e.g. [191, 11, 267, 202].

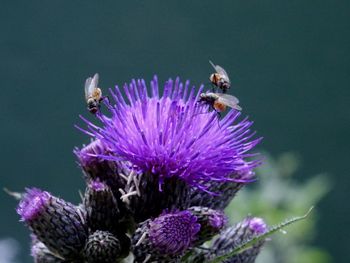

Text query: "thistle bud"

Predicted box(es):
[188, 206, 227, 245]
[83, 231, 121, 263]
[84, 180, 120, 232]
[210, 217, 268, 263]
[17, 188, 87, 259]
[31, 239, 67, 263]
[74, 139, 125, 191]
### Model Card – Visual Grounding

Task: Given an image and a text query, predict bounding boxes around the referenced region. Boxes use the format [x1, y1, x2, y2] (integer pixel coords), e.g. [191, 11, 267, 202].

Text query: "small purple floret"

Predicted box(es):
[245, 217, 268, 234]
[149, 210, 201, 255]
[89, 180, 107, 191]
[16, 188, 50, 221]
[208, 211, 228, 229]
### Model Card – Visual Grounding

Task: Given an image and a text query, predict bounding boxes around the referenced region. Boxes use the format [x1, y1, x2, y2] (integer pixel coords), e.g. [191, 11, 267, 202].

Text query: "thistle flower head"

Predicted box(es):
[15, 72, 271, 263]
[78, 76, 261, 192]
[17, 188, 50, 221]
[17, 188, 88, 259]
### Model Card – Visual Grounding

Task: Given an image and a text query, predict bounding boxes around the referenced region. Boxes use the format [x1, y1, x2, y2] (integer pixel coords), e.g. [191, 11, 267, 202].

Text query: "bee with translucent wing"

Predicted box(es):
[84, 73, 103, 114]
[199, 92, 242, 114]
[209, 60, 231, 93]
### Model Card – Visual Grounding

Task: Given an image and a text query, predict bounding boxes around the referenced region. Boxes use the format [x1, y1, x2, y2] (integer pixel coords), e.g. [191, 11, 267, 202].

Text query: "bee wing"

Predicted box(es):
[217, 93, 242, 111]
[90, 73, 99, 91]
[215, 65, 230, 83]
[209, 60, 230, 82]
[209, 60, 217, 70]
[84, 77, 93, 100]
[84, 73, 99, 100]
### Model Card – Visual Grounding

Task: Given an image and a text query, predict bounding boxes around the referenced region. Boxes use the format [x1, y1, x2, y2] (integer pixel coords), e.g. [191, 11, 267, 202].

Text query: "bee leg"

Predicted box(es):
[216, 111, 222, 128]
[101, 95, 114, 110]
[101, 95, 110, 103]
[211, 84, 217, 93]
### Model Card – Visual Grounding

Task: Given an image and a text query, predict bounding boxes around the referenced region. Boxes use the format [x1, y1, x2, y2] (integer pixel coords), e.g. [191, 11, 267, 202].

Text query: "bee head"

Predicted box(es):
[210, 73, 220, 84]
[209, 73, 215, 83]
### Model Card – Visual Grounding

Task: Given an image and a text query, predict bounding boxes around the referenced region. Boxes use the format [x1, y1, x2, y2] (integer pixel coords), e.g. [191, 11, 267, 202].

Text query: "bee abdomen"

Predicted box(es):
[213, 101, 226, 112]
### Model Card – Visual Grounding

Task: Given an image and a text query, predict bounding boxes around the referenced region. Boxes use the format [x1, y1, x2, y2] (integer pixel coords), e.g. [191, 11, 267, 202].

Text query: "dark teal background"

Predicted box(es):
[1, 1, 348, 262]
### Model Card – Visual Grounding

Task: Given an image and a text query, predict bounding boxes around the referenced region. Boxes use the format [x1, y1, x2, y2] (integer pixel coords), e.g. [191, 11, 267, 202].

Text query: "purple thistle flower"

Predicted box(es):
[78, 76, 261, 192]
[132, 210, 200, 262]
[12, 71, 277, 263]
[149, 210, 200, 254]
[17, 188, 50, 222]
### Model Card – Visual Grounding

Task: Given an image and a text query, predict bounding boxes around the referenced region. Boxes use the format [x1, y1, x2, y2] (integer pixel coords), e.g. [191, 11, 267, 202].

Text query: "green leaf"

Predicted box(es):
[208, 207, 314, 263]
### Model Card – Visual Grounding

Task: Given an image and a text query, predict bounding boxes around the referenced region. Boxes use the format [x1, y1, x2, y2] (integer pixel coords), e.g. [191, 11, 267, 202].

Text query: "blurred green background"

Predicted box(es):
[1, 1, 348, 262]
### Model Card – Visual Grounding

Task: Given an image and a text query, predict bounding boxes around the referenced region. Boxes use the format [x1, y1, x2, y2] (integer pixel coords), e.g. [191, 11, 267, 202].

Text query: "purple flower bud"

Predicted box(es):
[84, 180, 120, 232]
[83, 231, 122, 263]
[75, 139, 108, 170]
[247, 217, 268, 235]
[17, 188, 50, 222]
[132, 210, 200, 262]
[210, 217, 268, 263]
[74, 140, 126, 192]
[188, 206, 228, 246]
[17, 188, 87, 259]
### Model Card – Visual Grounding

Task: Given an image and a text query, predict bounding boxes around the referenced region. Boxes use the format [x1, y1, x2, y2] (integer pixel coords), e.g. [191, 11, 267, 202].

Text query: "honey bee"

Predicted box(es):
[209, 60, 231, 93]
[84, 73, 103, 114]
[199, 92, 242, 113]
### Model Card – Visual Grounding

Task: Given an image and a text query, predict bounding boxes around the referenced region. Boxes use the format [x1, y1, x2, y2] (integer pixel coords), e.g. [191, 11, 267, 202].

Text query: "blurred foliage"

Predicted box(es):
[0, 238, 21, 263]
[225, 152, 332, 263]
